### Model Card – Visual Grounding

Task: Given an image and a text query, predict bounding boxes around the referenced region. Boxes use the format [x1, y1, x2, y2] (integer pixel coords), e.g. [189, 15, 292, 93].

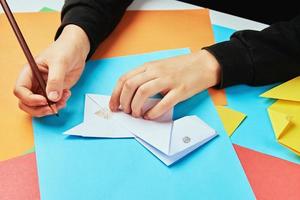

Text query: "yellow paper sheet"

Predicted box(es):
[261, 76, 300, 102]
[216, 106, 246, 137]
[268, 100, 300, 155]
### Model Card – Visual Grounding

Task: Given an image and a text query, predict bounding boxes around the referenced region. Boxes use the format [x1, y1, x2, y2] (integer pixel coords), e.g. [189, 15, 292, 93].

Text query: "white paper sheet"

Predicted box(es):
[64, 94, 217, 165]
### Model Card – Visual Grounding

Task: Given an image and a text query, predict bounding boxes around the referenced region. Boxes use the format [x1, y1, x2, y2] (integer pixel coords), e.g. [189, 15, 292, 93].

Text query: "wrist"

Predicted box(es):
[198, 49, 221, 87]
[57, 24, 90, 60]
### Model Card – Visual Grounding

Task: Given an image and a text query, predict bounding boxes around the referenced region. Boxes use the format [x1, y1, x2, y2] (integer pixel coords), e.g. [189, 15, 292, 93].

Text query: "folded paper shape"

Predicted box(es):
[216, 106, 246, 137]
[64, 94, 217, 166]
[135, 116, 217, 165]
[260, 76, 300, 102]
[267, 100, 300, 155]
[64, 94, 133, 138]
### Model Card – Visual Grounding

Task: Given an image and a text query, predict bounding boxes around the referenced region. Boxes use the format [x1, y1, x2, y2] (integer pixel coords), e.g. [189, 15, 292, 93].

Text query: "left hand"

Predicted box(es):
[109, 49, 221, 120]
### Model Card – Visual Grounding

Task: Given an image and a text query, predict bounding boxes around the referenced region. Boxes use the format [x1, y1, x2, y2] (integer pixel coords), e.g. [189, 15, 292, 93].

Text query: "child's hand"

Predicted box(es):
[14, 25, 90, 117]
[109, 49, 221, 120]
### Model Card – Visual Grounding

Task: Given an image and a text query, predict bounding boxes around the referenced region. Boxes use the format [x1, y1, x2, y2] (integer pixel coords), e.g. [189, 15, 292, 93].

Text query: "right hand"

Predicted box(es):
[14, 25, 90, 117]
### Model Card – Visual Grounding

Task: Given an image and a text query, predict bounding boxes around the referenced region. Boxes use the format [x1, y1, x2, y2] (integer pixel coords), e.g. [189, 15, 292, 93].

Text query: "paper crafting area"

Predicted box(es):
[0, 0, 300, 199]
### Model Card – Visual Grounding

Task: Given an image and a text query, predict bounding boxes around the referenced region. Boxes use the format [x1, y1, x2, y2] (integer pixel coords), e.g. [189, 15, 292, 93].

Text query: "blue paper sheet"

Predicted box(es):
[212, 24, 235, 43]
[212, 25, 300, 164]
[33, 49, 254, 200]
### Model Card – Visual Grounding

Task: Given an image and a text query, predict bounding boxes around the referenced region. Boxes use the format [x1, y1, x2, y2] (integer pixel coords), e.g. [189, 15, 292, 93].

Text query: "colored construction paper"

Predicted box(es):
[0, 11, 225, 161]
[216, 106, 246, 136]
[212, 24, 235, 43]
[0, 12, 58, 161]
[40, 7, 55, 12]
[208, 88, 227, 106]
[212, 24, 300, 164]
[261, 76, 300, 101]
[226, 84, 300, 164]
[21, 146, 35, 156]
[33, 49, 254, 200]
[0, 153, 40, 200]
[92, 9, 215, 59]
[234, 145, 300, 200]
[268, 100, 300, 155]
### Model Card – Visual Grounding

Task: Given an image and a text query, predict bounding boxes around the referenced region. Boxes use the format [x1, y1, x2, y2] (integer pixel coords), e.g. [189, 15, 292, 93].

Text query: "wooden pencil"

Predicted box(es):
[0, 0, 58, 116]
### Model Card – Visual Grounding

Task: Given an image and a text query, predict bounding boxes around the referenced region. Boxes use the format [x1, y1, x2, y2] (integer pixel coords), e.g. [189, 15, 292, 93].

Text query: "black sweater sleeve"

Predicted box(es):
[55, 0, 133, 59]
[56, 1, 300, 87]
[205, 15, 300, 88]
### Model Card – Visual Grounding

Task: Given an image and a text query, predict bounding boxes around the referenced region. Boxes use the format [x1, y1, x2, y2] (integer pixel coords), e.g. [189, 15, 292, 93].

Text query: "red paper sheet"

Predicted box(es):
[0, 153, 40, 200]
[234, 144, 300, 200]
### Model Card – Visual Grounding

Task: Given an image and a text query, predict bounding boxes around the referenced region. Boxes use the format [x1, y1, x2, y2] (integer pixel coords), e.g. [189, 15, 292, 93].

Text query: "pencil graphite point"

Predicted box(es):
[50, 104, 59, 117]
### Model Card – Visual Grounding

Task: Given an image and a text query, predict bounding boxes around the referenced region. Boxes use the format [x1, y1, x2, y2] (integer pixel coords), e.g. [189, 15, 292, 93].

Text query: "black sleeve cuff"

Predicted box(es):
[203, 38, 254, 88]
[55, 5, 111, 60]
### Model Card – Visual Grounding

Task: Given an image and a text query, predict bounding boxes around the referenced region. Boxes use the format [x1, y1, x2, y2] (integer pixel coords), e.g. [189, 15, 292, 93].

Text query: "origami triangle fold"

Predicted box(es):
[267, 100, 300, 156]
[261, 76, 300, 102]
[216, 106, 246, 137]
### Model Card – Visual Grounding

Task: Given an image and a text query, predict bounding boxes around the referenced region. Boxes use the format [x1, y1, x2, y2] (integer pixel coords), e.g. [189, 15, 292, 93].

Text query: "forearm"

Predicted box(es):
[205, 14, 300, 88]
[55, 0, 133, 59]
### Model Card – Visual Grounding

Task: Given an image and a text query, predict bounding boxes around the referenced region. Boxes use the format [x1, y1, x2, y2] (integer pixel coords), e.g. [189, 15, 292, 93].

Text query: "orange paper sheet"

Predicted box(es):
[0, 13, 60, 161]
[208, 88, 227, 106]
[92, 9, 215, 58]
[0, 153, 40, 199]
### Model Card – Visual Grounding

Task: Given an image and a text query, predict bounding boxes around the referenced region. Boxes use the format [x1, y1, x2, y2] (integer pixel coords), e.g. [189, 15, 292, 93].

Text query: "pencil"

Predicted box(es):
[0, 0, 58, 116]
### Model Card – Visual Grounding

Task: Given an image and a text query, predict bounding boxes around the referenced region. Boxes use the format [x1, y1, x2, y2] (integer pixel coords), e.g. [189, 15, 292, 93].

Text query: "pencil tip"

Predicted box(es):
[49, 104, 58, 116]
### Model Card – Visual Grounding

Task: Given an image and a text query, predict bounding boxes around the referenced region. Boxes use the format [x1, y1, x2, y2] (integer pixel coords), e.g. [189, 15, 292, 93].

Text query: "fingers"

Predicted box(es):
[119, 72, 156, 114]
[14, 66, 48, 106]
[19, 102, 54, 117]
[18, 90, 71, 117]
[46, 62, 67, 102]
[14, 85, 48, 107]
[14, 86, 47, 106]
[144, 90, 181, 120]
[109, 65, 147, 111]
[130, 78, 169, 117]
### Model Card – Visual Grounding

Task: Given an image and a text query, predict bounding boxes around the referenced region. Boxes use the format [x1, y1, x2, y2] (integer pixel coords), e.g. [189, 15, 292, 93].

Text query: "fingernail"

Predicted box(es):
[109, 103, 115, 111]
[48, 91, 59, 101]
[64, 92, 71, 100]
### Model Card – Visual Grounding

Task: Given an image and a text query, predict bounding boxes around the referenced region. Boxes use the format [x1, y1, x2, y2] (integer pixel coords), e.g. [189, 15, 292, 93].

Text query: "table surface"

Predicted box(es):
[1, 0, 268, 31]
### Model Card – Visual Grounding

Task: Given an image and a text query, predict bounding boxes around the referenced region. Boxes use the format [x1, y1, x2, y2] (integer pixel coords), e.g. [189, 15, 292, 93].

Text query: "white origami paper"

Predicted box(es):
[64, 94, 217, 166]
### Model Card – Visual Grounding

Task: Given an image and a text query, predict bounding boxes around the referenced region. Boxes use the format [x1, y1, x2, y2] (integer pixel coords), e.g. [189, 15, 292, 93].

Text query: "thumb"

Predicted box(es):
[46, 63, 66, 102]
